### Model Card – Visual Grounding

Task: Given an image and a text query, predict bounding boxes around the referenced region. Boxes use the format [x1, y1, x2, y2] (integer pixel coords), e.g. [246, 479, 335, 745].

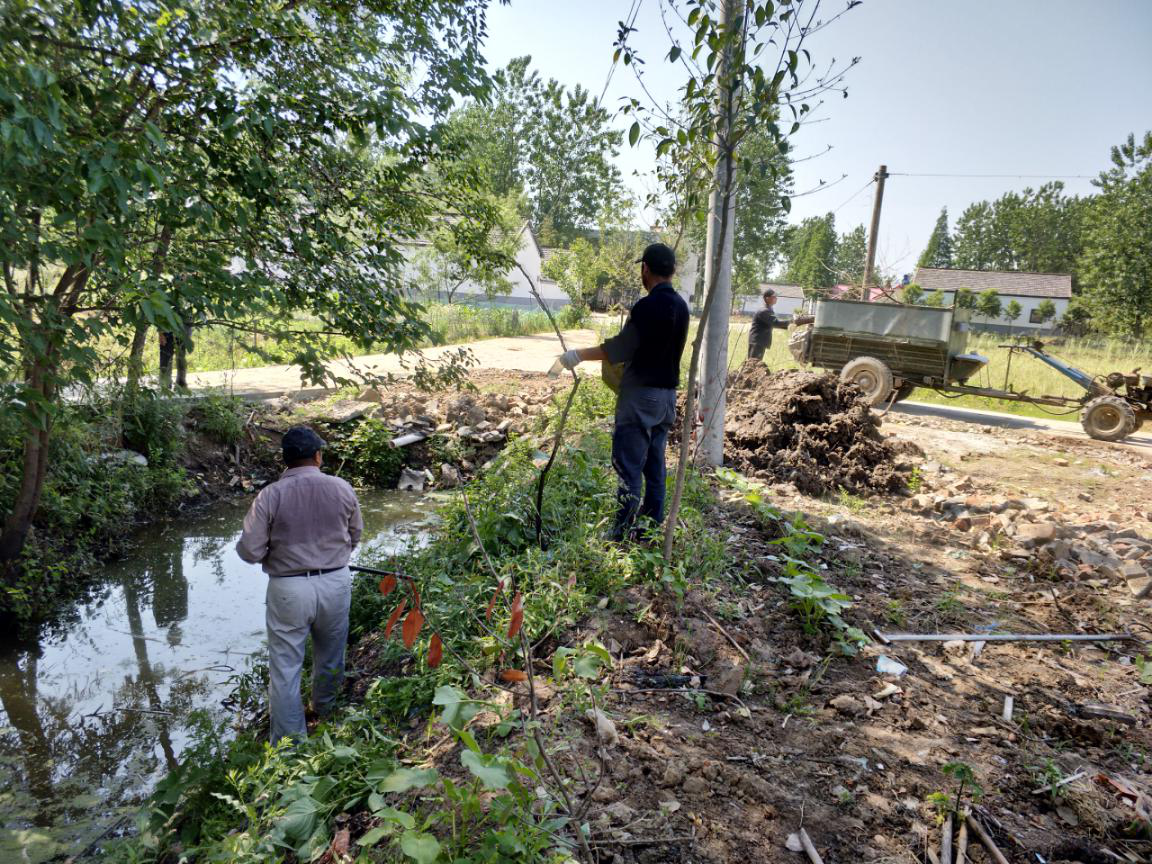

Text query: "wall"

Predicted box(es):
[737, 295, 805, 318]
[933, 292, 1068, 332]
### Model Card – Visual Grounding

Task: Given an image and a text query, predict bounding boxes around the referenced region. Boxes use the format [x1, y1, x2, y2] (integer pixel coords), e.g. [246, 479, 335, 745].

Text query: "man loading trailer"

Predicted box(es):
[748, 287, 789, 361]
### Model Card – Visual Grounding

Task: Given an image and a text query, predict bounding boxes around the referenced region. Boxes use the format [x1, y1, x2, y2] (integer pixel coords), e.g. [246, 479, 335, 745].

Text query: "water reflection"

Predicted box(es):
[0, 491, 434, 862]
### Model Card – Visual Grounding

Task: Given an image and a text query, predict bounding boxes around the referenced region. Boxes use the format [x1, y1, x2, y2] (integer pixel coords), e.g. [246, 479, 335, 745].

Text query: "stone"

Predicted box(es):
[829, 694, 866, 717]
[1022, 498, 1051, 513]
[660, 764, 685, 788]
[1077, 491, 1094, 502]
[397, 467, 426, 492]
[711, 662, 746, 697]
[1054, 458, 1069, 467]
[1016, 522, 1058, 546]
[603, 801, 636, 824]
[1119, 560, 1146, 580]
[439, 463, 462, 488]
[356, 387, 383, 402]
[318, 400, 376, 423]
[100, 449, 148, 468]
[681, 775, 710, 797]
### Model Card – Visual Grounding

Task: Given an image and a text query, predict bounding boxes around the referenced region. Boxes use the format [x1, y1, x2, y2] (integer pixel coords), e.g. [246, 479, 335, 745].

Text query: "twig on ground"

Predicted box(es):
[940, 813, 953, 864]
[612, 686, 749, 713]
[1031, 769, 1087, 796]
[955, 810, 969, 864]
[965, 815, 1010, 864]
[701, 609, 751, 662]
[586, 834, 695, 847]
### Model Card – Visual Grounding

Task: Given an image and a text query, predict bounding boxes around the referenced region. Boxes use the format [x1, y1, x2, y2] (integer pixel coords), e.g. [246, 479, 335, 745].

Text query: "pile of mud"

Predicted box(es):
[725, 362, 912, 496]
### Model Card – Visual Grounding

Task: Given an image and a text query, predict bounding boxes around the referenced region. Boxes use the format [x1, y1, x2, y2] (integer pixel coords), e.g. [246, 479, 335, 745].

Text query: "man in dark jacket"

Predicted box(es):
[558, 243, 689, 540]
[748, 288, 789, 360]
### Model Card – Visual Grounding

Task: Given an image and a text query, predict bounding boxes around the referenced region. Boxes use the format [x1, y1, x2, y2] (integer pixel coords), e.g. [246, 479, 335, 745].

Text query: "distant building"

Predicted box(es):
[737, 283, 806, 318]
[911, 268, 1072, 332]
[402, 222, 569, 310]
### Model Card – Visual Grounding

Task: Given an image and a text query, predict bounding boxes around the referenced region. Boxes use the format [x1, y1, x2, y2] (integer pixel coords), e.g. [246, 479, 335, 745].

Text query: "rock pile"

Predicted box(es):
[909, 475, 1152, 589]
[725, 362, 914, 496]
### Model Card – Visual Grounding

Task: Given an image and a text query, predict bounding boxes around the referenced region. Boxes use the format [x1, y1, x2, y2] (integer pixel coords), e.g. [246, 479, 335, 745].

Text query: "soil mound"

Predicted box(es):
[725, 362, 909, 495]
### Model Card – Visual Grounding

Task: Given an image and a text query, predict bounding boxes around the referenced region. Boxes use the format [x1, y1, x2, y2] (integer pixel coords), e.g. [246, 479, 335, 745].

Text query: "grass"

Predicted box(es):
[592, 313, 1152, 423]
[97, 304, 583, 375]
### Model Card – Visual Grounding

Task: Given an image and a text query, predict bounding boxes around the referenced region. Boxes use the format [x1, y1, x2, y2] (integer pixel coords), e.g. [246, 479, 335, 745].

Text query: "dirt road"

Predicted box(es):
[185, 329, 602, 399]
[895, 399, 1152, 460]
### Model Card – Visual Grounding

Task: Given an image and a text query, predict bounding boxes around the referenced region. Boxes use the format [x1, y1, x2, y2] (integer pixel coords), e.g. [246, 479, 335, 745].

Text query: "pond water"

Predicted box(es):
[0, 490, 436, 863]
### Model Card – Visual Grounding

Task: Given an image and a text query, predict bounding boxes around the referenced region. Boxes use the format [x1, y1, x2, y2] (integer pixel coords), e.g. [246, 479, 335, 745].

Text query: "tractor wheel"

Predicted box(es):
[893, 381, 917, 403]
[840, 356, 894, 407]
[1080, 395, 1137, 442]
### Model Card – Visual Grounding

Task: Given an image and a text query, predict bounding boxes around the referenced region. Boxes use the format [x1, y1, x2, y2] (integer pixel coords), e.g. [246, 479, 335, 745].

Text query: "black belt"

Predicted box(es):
[273, 566, 346, 578]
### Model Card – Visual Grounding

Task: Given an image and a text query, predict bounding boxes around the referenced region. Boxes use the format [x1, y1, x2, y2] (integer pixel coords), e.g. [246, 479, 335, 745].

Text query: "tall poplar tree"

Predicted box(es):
[917, 207, 954, 268]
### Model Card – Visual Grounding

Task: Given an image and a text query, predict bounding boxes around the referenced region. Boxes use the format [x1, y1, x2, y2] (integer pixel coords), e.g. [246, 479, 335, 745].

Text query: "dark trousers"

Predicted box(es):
[611, 387, 677, 541]
[748, 341, 767, 360]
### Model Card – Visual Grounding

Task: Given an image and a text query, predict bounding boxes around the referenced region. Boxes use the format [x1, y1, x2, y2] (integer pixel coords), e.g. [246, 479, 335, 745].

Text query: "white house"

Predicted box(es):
[912, 268, 1071, 332]
[403, 222, 570, 310]
[737, 283, 807, 319]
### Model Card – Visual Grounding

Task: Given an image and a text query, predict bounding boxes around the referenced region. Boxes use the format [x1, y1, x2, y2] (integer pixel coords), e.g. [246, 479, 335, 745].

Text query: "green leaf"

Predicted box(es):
[357, 826, 393, 847]
[461, 749, 512, 790]
[628, 122, 640, 147]
[377, 767, 438, 793]
[400, 830, 441, 864]
[668, 46, 682, 63]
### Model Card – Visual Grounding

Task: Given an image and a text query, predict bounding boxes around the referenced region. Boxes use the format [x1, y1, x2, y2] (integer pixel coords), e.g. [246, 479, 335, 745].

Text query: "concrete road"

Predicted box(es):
[185, 329, 603, 400]
[892, 399, 1152, 460]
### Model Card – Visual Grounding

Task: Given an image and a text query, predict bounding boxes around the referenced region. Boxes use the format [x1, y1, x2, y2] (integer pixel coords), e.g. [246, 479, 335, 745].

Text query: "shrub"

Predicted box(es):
[193, 391, 246, 446]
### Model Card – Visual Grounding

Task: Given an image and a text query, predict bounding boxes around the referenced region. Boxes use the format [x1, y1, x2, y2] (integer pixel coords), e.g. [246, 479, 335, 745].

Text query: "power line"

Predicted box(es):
[889, 172, 1094, 180]
[830, 177, 874, 214]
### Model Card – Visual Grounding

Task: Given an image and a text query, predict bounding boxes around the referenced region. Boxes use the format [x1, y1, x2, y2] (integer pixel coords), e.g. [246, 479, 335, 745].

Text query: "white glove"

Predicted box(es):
[559, 349, 583, 370]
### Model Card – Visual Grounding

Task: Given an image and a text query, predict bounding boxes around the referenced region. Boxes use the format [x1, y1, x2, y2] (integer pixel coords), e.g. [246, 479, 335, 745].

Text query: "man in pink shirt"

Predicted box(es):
[237, 426, 363, 742]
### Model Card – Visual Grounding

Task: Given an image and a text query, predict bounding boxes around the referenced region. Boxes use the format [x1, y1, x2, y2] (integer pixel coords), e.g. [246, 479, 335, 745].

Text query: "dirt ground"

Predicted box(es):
[344, 369, 1152, 863]
[573, 405, 1152, 863]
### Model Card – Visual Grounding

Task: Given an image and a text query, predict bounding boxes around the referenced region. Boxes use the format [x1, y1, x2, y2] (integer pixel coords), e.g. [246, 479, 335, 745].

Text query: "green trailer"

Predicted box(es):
[788, 298, 1151, 442]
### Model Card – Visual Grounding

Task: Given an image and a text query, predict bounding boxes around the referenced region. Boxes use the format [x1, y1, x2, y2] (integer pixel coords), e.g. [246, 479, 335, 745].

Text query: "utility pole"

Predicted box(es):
[862, 164, 888, 300]
[699, 0, 737, 467]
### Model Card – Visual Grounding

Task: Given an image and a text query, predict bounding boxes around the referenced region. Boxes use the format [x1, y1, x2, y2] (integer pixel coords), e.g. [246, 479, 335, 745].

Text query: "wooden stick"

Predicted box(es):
[965, 815, 1010, 864]
[798, 828, 825, 864]
[940, 814, 953, 864]
[876, 631, 1135, 644]
[702, 609, 751, 662]
[955, 811, 969, 864]
[1031, 769, 1087, 796]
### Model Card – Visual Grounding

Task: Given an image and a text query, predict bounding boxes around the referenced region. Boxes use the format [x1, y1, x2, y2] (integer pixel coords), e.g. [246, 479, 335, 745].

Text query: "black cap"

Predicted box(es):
[635, 242, 676, 278]
[282, 426, 326, 463]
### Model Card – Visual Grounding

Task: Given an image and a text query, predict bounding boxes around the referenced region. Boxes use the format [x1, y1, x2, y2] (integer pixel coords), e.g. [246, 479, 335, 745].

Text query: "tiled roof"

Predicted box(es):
[760, 282, 805, 299]
[914, 268, 1072, 299]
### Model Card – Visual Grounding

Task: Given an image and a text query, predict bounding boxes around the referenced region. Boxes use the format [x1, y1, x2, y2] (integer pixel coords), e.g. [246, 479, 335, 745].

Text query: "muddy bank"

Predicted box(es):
[725, 362, 917, 496]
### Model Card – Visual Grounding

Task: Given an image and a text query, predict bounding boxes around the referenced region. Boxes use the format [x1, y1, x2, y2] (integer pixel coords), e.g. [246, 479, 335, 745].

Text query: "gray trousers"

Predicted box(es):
[265, 567, 352, 743]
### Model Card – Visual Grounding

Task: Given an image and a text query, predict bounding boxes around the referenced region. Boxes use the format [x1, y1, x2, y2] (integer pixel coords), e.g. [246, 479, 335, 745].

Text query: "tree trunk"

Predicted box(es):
[663, 147, 737, 563]
[125, 321, 150, 393]
[0, 359, 55, 565]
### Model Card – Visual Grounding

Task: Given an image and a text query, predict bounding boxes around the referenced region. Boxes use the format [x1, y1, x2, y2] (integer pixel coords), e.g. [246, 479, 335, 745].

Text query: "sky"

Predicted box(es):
[481, 0, 1152, 276]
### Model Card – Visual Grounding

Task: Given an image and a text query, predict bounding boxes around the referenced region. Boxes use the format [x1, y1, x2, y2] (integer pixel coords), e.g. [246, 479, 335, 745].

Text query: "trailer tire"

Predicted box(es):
[840, 356, 894, 407]
[1081, 395, 1137, 442]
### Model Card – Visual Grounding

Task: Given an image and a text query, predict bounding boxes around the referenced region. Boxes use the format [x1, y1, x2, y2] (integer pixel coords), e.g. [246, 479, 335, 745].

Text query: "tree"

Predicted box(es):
[619, 0, 858, 558]
[731, 127, 794, 294]
[0, 0, 500, 563]
[1034, 298, 1057, 327]
[1002, 299, 1022, 334]
[923, 289, 946, 307]
[918, 207, 953, 269]
[411, 197, 521, 303]
[833, 224, 868, 285]
[951, 185, 1085, 275]
[954, 287, 976, 310]
[899, 284, 924, 305]
[784, 214, 838, 294]
[976, 289, 1002, 320]
[453, 57, 625, 245]
[1078, 131, 1152, 337]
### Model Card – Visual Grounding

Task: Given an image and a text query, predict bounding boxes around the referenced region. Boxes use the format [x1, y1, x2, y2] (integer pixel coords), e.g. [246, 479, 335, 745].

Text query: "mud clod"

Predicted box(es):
[725, 362, 910, 495]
